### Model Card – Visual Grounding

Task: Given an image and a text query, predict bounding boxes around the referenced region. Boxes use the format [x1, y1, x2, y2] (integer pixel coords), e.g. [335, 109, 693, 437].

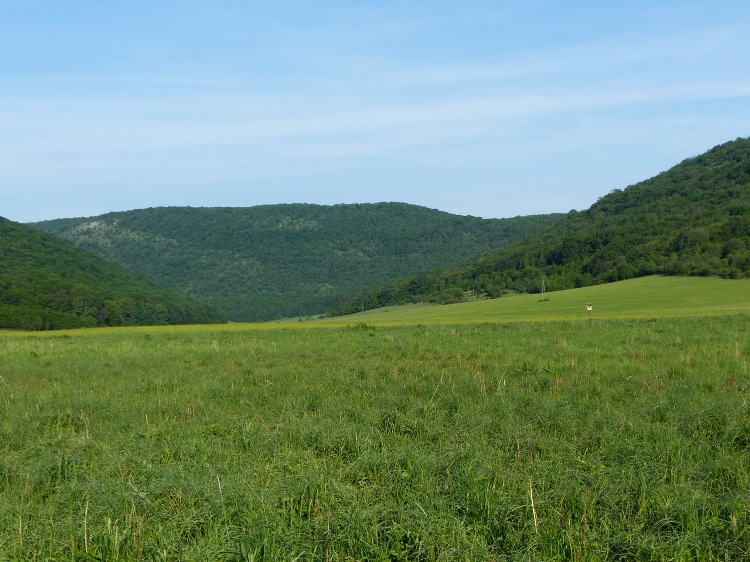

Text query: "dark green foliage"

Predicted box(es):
[30, 203, 561, 321]
[331, 137, 750, 315]
[0, 217, 225, 329]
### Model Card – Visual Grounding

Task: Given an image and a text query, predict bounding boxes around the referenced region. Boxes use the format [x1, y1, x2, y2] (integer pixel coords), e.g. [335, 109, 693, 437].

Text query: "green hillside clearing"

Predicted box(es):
[331, 137, 750, 316]
[318, 276, 750, 325]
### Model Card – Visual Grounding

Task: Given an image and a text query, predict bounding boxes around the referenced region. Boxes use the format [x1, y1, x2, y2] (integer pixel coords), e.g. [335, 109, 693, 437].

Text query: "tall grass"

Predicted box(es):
[0, 314, 748, 559]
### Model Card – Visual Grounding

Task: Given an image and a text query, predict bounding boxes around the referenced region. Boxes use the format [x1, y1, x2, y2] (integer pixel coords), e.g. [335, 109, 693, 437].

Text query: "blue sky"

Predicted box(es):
[2, 1, 749, 223]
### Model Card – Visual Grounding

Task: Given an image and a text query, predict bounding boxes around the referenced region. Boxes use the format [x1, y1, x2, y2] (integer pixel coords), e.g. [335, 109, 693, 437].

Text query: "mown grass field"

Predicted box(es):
[1, 277, 749, 560]
[317, 276, 750, 324]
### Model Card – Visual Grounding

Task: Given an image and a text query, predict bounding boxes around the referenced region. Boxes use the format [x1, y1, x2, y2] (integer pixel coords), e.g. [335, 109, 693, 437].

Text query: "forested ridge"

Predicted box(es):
[330, 137, 750, 315]
[31, 203, 561, 321]
[0, 217, 226, 329]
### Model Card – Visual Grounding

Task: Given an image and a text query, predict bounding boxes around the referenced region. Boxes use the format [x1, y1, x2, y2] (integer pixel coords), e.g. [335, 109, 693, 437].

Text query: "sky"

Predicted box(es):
[2, 1, 750, 223]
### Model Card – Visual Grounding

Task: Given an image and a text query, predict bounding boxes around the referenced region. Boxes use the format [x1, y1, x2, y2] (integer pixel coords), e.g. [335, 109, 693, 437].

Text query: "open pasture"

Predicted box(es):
[319, 276, 750, 325]
[1, 278, 749, 560]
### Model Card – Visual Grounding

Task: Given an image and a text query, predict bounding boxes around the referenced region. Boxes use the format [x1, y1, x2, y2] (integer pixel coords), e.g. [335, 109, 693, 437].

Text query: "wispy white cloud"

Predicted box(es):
[1, 1, 750, 222]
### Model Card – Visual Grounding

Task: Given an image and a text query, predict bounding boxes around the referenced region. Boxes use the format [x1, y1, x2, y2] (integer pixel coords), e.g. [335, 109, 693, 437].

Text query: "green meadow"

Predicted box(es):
[1, 277, 749, 560]
[318, 276, 750, 324]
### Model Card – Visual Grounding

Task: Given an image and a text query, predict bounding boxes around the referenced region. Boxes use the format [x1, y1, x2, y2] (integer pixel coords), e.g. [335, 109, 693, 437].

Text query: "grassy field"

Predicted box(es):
[317, 276, 750, 325]
[0, 277, 749, 560]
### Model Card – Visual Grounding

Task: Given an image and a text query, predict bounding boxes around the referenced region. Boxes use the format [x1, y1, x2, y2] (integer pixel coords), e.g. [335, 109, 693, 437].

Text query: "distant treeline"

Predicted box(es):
[0, 285, 224, 330]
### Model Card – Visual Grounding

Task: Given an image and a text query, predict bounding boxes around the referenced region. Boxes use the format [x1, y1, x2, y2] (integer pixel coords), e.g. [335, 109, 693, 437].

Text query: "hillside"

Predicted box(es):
[319, 276, 750, 325]
[30, 203, 562, 321]
[0, 217, 226, 330]
[329, 137, 750, 315]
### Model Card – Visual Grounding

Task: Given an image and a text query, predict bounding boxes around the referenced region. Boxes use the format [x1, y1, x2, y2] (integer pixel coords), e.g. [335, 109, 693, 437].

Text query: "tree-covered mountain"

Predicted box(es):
[30, 203, 562, 321]
[0, 217, 226, 330]
[329, 137, 750, 315]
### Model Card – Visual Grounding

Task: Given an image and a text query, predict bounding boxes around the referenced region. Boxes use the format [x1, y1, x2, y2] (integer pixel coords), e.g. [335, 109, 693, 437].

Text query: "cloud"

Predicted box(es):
[2, 1, 750, 223]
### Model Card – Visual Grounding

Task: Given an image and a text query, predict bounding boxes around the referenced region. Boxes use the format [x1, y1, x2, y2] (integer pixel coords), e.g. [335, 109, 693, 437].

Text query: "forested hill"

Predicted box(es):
[330, 137, 750, 315]
[30, 203, 562, 321]
[0, 217, 226, 330]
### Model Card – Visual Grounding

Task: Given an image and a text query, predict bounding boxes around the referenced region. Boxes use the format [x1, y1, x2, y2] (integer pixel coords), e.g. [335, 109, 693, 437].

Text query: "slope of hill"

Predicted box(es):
[0, 217, 226, 330]
[30, 203, 562, 321]
[329, 137, 750, 315]
[320, 276, 750, 325]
